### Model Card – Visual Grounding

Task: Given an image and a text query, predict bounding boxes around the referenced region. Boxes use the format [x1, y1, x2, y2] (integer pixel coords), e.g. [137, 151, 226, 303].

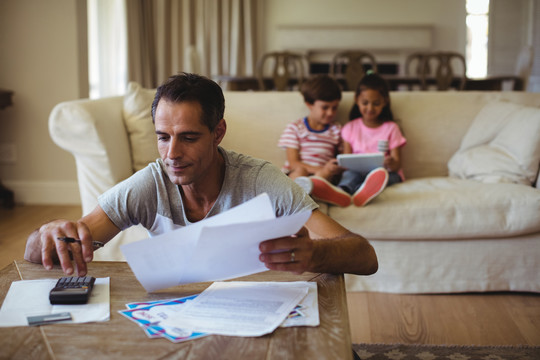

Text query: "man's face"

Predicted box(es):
[154, 99, 224, 186]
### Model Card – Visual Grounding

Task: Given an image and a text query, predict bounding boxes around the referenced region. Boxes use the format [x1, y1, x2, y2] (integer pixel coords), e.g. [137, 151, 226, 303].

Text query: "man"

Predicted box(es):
[24, 73, 378, 278]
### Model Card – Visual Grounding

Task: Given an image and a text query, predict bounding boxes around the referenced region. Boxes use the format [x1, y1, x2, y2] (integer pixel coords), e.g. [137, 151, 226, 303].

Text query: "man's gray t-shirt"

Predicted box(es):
[98, 147, 318, 235]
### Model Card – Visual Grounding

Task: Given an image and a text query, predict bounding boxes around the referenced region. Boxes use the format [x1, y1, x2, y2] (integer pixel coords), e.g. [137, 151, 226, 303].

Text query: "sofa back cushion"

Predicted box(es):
[390, 92, 540, 179]
[223, 92, 540, 180]
[122, 83, 540, 181]
[220, 92, 352, 167]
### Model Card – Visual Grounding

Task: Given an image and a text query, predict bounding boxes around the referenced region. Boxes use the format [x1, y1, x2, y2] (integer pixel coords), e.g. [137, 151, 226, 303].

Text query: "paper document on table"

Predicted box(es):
[162, 281, 309, 336]
[0, 278, 110, 327]
[118, 295, 209, 343]
[279, 281, 319, 328]
[121, 193, 312, 292]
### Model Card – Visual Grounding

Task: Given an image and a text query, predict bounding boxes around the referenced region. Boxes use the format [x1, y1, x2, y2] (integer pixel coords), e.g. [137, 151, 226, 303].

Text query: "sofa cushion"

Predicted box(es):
[328, 177, 540, 240]
[122, 82, 159, 171]
[448, 101, 540, 185]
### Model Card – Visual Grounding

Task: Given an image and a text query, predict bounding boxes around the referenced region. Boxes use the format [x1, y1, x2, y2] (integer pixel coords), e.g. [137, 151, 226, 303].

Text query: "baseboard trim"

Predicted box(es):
[2, 180, 81, 205]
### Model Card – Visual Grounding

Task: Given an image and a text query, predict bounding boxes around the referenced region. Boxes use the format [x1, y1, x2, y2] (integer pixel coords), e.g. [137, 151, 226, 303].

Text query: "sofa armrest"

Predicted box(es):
[49, 96, 133, 214]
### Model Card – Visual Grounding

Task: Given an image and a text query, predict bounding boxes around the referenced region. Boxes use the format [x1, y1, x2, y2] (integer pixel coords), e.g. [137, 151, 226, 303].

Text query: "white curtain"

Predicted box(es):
[125, 0, 259, 89]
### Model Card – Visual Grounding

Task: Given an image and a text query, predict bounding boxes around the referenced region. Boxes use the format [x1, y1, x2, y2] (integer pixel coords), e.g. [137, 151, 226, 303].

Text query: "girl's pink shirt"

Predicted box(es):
[341, 118, 406, 154]
[341, 118, 407, 179]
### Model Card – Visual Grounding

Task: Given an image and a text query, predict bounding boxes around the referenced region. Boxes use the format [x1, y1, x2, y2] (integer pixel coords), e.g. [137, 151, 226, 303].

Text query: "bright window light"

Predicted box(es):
[466, 0, 489, 14]
[87, 0, 127, 99]
[466, 0, 489, 78]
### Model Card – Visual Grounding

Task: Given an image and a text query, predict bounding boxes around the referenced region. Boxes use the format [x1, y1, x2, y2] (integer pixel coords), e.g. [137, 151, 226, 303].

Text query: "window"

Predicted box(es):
[466, 0, 490, 78]
[87, 0, 127, 99]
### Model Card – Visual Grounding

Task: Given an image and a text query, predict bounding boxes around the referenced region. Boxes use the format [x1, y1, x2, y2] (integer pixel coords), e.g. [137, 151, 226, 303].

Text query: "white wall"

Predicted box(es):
[0, 0, 87, 205]
[262, 0, 467, 68]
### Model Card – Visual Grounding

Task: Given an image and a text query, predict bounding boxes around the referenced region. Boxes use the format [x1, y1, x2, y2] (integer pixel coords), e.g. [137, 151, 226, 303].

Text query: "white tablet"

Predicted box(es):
[337, 153, 384, 174]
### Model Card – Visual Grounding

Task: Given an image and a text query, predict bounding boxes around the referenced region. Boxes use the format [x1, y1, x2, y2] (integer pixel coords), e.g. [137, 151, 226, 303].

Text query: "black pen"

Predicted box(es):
[57, 237, 105, 249]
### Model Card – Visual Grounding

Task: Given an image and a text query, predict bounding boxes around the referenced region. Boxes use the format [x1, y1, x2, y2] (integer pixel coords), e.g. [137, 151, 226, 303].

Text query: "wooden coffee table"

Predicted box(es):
[0, 260, 353, 359]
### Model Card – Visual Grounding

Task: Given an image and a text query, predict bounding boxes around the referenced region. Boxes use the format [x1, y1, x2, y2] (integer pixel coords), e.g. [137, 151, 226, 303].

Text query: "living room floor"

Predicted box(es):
[1, 205, 539, 346]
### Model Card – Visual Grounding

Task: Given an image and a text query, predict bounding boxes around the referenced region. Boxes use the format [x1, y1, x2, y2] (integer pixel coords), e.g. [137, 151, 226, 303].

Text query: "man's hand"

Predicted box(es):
[24, 219, 94, 276]
[258, 227, 314, 274]
[261, 210, 378, 276]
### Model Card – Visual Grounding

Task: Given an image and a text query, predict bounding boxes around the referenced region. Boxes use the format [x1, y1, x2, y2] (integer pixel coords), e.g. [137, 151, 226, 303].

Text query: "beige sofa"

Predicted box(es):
[49, 83, 540, 294]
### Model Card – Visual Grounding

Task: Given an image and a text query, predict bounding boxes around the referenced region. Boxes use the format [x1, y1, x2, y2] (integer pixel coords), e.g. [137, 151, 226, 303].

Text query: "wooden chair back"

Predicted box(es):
[330, 51, 378, 90]
[256, 51, 307, 91]
[406, 51, 467, 90]
[405, 52, 432, 77]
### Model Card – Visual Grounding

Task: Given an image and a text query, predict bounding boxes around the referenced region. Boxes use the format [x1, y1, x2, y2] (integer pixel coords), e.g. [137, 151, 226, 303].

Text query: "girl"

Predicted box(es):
[337, 72, 407, 206]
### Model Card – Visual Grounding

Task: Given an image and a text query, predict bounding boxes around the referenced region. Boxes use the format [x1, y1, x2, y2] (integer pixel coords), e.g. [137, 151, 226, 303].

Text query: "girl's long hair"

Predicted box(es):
[349, 72, 394, 122]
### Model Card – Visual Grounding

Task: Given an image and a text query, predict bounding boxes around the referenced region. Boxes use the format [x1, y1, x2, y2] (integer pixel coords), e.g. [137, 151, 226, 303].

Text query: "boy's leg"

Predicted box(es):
[288, 166, 310, 180]
[294, 176, 313, 194]
[352, 168, 389, 207]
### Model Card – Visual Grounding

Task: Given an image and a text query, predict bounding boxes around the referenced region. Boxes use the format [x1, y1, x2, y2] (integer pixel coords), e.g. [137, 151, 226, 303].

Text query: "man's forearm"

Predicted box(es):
[309, 233, 378, 275]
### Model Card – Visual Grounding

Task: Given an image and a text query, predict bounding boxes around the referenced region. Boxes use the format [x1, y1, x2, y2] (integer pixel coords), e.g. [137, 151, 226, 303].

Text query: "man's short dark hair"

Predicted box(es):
[151, 72, 225, 131]
[300, 74, 342, 104]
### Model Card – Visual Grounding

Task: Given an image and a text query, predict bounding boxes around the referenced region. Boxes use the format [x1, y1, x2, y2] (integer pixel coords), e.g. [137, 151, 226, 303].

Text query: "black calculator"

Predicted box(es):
[49, 276, 96, 304]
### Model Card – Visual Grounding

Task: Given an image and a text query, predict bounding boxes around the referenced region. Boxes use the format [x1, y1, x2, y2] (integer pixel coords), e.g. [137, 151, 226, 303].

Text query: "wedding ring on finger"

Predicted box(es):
[290, 250, 295, 262]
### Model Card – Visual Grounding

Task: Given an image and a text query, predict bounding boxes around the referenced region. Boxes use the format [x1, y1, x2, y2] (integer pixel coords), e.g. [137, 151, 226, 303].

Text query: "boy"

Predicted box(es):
[278, 75, 351, 207]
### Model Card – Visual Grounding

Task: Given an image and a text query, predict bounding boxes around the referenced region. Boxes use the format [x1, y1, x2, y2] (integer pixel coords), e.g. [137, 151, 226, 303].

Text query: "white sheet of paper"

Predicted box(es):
[177, 211, 311, 284]
[121, 193, 275, 292]
[0, 278, 110, 327]
[163, 281, 309, 336]
[121, 193, 311, 292]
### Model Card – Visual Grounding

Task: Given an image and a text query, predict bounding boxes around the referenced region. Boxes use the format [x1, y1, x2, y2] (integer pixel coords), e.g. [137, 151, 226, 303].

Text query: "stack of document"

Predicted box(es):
[121, 193, 311, 292]
[119, 281, 319, 341]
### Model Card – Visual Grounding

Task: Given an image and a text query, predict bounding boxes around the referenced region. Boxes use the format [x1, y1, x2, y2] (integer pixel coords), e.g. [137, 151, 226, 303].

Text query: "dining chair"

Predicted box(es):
[405, 52, 430, 76]
[406, 51, 467, 91]
[256, 51, 308, 91]
[330, 51, 378, 90]
[404, 52, 432, 90]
